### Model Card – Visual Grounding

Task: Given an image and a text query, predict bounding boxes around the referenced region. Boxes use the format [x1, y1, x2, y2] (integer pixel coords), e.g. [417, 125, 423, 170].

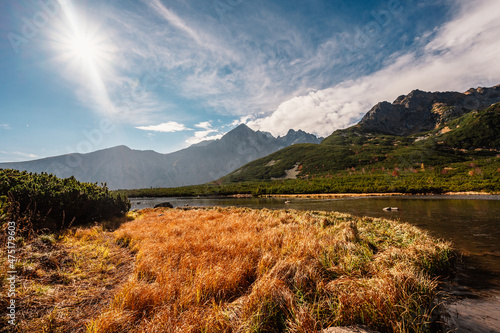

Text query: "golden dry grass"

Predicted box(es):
[88, 207, 452, 333]
[0, 217, 135, 333]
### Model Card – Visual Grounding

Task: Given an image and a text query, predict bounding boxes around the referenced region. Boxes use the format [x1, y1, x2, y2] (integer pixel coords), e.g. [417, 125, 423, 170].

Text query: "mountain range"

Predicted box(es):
[0, 126, 322, 189]
[3, 84, 499, 192]
[223, 85, 500, 183]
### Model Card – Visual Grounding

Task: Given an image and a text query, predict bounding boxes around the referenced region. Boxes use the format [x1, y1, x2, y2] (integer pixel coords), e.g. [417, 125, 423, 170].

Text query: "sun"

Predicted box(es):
[69, 34, 99, 62]
[49, 0, 117, 115]
[52, 1, 113, 69]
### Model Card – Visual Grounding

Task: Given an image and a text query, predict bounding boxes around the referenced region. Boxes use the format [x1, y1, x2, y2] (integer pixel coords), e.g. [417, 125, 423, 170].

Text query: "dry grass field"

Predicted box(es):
[0, 216, 135, 333]
[82, 207, 453, 333]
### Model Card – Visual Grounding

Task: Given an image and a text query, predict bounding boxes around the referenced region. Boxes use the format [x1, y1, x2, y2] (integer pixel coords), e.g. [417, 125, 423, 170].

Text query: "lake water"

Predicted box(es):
[130, 195, 500, 332]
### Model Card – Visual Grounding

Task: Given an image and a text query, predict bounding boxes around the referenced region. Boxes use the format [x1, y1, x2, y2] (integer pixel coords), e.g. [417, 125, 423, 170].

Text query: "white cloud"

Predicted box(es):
[0, 123, 11, 130]
[195, 121, 214, 130]
[0, 151, 40, 162]
[246, 0, 500, 137]
[246, 84, 377, 137]
[136, 121, 189, 132]
[185, 133, 224, 146]
[185, 121, 225, 145]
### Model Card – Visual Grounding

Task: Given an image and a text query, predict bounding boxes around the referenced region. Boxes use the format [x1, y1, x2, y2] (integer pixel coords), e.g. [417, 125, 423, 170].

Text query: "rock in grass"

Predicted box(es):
[154, 202, 173, 208]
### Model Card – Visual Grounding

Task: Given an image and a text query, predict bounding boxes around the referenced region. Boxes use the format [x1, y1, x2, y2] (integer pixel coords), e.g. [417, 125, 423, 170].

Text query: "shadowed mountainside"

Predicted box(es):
[0, 125, 322, 189]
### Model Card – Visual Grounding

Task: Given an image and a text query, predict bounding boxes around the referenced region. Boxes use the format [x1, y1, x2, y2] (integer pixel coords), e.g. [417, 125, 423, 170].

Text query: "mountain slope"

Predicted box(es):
[356, 85, 500, 136]
[222, 86, 500, 184]
[0, 125, 322, 189]
[0, 146, 170, 190]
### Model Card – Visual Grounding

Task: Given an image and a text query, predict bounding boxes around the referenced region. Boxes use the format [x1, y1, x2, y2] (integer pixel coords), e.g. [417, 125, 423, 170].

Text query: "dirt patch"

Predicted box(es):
[439, 126, 452, 134]
[272, 162, 300, 179]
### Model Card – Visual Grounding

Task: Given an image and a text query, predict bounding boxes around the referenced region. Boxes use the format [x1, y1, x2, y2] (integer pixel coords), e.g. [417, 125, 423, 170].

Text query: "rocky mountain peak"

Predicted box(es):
[278, 129, 323, 146]
[219, 123, 259, 143]
[359, 85, 500, 136]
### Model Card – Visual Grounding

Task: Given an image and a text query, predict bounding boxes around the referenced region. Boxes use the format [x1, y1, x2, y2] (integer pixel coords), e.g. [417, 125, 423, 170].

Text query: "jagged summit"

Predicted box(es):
[220, 123, 255, 141]
[359, 85, 500, 136]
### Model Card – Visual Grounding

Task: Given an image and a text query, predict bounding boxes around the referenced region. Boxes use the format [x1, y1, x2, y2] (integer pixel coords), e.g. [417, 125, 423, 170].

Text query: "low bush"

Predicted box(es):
[0, 169, 130, 233]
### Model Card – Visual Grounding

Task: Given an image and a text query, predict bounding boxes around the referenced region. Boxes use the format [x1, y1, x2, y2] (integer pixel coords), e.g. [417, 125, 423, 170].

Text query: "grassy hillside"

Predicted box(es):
[119, 155, 500, 197]
[223, 103, 500, 184]
[120, 103, 500, 197]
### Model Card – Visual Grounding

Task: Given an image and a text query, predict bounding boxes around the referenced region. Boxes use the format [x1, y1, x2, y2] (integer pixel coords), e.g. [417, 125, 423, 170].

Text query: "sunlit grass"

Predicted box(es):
[0, 215, 135, 332]
[90, 207, 453, 332]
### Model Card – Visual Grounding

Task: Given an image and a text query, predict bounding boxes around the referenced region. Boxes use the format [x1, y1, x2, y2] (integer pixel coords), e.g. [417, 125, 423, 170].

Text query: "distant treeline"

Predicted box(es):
[0, 169, 130, 233]
[117, 157, 500, 198]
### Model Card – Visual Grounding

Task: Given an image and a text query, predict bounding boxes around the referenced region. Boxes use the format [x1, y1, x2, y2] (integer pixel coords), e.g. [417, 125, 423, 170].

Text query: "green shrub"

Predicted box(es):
[0, 169, 130, 232]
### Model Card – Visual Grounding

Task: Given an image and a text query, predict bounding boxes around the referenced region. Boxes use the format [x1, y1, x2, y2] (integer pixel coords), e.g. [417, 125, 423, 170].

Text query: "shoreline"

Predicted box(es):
[255, 191, 496, 199]
[129, 191, 498, 200]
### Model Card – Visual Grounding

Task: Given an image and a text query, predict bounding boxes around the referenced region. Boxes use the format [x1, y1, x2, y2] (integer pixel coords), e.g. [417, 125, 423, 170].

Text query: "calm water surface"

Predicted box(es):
[131, 195, 500, 332]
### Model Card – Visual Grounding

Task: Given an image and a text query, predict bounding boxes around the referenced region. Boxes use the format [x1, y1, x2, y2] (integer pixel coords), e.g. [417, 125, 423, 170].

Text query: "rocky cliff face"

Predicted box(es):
[359, 85, 500, 136]
[0, 124, 322, 189]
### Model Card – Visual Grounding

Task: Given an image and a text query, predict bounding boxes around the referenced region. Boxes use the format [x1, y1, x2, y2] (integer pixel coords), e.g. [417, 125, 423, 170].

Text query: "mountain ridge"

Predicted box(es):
[357, 85, 500, 136]
[0, 125, 322, 189]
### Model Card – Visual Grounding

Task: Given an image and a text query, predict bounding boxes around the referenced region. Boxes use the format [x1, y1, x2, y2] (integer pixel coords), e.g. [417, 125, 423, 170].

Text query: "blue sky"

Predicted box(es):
[0, 0, 499, 162]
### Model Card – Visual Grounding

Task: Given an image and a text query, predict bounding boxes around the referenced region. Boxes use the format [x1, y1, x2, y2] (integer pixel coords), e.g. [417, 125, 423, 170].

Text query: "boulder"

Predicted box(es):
[154, 202, 173, 208]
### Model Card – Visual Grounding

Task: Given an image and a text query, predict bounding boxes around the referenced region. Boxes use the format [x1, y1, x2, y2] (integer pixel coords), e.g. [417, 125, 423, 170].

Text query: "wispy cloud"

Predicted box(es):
[185, 121, 224, 145]
[136, 121, 189, 132]
[247, 0, 500, 137]
[0, 151, 40, 162]
[92, 0, 332, 119]
[0, 123, 11, 130]
[145, 0, 204, 46]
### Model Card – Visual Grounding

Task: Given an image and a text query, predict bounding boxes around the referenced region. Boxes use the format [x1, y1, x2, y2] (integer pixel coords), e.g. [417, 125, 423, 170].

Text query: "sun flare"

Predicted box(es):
[50, 0, 117, 114]
[53, 1, 113, 69]
[68, 34, 99, 62]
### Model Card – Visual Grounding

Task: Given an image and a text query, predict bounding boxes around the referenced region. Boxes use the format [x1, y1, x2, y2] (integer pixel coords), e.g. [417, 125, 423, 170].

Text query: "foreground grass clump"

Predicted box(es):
[91, 207, 452, 332]
[0, 216, 135, 332]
